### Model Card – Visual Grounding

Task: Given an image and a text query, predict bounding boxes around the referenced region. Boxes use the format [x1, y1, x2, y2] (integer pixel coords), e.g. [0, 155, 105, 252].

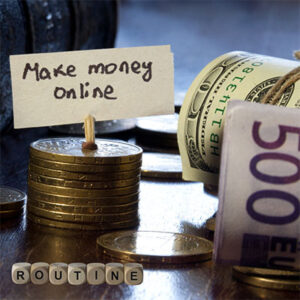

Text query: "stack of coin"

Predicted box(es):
[136, 114, 179, 153]
[232, 266, 300, 291]
[27, 138, 142, 231]
[0, 186, 26, 219]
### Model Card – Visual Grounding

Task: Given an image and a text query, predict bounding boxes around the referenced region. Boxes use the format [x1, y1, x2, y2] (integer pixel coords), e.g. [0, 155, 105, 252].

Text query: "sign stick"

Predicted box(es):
[82, 114, 98, 150]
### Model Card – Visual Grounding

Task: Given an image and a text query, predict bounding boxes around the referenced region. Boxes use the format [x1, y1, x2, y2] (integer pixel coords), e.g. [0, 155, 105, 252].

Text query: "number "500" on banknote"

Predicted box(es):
[215, 100, 300, 271]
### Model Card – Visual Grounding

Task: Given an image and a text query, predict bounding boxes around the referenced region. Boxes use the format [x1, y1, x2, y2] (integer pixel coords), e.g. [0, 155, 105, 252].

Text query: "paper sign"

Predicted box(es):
[10, 45, 174, 128]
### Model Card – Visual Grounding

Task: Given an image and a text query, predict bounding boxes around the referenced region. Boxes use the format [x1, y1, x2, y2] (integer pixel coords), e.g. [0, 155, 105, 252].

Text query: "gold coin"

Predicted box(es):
[96, 230, 213, 264]
[30, 138, 143, 164]
[27, 198, 139, 214]
[28, 213, 139, 231]
[141, 153, 182, 179]
[233, 266, 300, 279]
[27, 205, 138, 223]
[30, 156, 142, 173]
[205, 217, 216, 232]
[27, 188, 139, 206]
[28, 171, 140, 189]
[29, 163, 141, 181]
[28, 180, 139, 197]
[0, 186, 26, 211]
[232, 267, 300, 291]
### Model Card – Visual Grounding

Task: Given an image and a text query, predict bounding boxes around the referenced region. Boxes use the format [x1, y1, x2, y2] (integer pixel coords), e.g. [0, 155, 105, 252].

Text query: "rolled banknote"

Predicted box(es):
[215, 100, 299, 270]
[178, 51, 300, 184]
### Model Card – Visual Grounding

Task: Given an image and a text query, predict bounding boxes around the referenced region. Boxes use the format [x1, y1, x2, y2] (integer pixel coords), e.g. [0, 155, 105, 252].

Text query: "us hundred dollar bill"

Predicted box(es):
[215, 100, 300, 270]
[178, 51, 300, 184]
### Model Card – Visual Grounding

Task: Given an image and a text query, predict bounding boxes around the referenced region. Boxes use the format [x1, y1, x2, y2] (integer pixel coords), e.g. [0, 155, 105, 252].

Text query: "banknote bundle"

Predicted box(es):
[178, 51, 300, 185]
[27, 138, 142, 230]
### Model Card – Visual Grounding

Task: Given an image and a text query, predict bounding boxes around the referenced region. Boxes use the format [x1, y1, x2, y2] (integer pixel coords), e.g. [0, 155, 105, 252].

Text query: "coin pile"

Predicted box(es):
[136, 114, 179, 153]
[27, 138, 142, 230]
[0, 186, 26, 219]
[232, 266, 300, 291]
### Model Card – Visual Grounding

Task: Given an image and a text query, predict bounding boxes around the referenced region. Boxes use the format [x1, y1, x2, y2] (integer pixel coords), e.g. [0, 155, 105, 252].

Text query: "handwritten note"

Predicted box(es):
[10, 45, 174, 128]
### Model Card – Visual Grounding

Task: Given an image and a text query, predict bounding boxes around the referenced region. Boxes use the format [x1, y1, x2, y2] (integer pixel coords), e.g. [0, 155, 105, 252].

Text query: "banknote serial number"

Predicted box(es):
[245, 121, 300, 269]
[210, 60, 264, 157]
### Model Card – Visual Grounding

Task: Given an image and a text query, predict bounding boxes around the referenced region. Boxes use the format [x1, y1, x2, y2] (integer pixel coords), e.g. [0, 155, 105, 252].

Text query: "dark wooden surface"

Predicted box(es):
[1, 1, 300, 299]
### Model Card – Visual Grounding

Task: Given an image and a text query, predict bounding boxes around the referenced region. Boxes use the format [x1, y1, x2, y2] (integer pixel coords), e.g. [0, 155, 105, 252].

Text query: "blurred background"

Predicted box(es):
[1, 0, 299, 189]
[117, 0, 300, 106]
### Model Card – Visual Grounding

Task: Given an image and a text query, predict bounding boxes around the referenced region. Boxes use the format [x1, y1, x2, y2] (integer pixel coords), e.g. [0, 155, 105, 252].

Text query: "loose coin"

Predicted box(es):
[28, 214, 139, 231]
[28, 180, 139, 197]
[29, 163, 141, 181]
[136, 114, 178, 139]
[30, 138, 142, 165]
[233, 266, 300, 279]
[29, 156, 141, 173]
[28, 171, 140, 189]
[27, 198, 139, 214]
[0, 186, 26, 211]
[97, 230, 213, 264]
[27, 188, 139, 206]
[205, 217, 216, 232]
[141, 153, 182, 179]
[27, 205, 138, 223]
[232, 267, 300, 291]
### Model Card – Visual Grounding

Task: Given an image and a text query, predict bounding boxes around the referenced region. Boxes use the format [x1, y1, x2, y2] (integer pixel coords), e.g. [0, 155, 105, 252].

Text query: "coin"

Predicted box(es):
[141, 153, 182, 179]
[0, 186, 26, 211]
[205, 217, 216, 232]
[27, 198, 139, 214]
[96, 231, 213, 264]
[29, 156, 142, 173]
[30, 138, 142, 165]
[136, 114, 178, 139]
[29, 163, 141, 181]
[27, 205, 138, 223]
[28, 171, 140, 189]
[50, 119, 136, 135]
[28, 214, 139, 231]
[232, 267, 300, 291]
[28, 180, 139, 197]
[27, 188, 139, 206]
[233, 266, 300, 279]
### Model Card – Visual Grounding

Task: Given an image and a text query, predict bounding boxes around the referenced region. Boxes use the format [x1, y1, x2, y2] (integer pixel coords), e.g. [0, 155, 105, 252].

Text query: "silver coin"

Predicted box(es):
[0, 186, 26, 211]
[136, 114, 178, 138]
[141, 153, 182, 179]
[50, 119, 136, 135]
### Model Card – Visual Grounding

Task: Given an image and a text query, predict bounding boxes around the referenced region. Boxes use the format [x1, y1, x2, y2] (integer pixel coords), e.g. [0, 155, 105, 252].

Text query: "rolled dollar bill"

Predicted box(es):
[178, 51, 300, 184]
[215, 100, 299, 270]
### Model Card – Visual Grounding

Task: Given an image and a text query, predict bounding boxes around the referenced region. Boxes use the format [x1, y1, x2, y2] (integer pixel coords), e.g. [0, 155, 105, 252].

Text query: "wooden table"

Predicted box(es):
[1, 1, 300, 299]
[1, 127, 299, 300]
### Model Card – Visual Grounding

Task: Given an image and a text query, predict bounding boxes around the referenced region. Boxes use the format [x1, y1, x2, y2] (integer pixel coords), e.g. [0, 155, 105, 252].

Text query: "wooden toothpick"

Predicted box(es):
[82, 114, 98, 150]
